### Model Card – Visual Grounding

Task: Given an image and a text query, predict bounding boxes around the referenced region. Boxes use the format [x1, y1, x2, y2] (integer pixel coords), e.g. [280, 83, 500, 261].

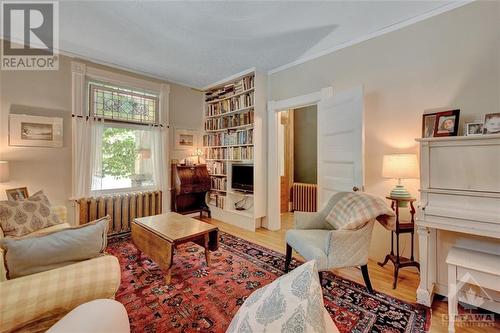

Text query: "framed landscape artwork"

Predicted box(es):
[9, 114, 63, 147]
[174, 128, 200, 150]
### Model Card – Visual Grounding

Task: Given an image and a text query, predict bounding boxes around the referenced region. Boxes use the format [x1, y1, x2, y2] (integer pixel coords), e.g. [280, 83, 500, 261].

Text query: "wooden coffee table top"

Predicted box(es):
[133, 212, 218, 243]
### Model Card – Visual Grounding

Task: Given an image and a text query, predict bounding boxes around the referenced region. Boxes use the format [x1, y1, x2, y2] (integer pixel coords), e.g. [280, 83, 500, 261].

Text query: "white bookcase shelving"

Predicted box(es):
[203, 69, 267, 231]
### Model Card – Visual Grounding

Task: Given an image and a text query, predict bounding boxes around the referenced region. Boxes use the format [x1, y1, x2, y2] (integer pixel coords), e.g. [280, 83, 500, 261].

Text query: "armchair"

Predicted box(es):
[285, 200, 376, 293]
[0, 206, 121, 332]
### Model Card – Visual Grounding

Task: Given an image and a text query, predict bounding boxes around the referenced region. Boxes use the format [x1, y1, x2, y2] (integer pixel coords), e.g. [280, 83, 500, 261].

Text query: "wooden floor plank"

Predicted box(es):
[198, 213, 499, 333]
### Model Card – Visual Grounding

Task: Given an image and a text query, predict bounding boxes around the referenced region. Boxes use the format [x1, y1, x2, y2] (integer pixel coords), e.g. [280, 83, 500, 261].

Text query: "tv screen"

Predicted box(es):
[232, 164, 254, 193]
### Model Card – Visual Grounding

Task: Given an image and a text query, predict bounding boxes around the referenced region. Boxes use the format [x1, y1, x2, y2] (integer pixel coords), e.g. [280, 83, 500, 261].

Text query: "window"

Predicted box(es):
[88, 82, 160, 192]
[89, 82, 158, 125]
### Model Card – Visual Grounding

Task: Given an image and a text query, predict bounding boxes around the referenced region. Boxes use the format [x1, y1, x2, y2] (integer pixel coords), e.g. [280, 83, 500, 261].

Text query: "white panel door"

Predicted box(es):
[317, 86, 364, 209]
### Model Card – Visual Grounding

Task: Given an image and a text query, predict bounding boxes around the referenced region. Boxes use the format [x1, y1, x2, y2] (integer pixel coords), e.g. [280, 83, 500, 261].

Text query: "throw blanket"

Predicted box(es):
[325, 192, 395, 230]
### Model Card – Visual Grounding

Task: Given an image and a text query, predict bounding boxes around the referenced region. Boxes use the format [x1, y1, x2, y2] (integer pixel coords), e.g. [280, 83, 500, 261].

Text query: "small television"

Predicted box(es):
[232, 164, 254, 193]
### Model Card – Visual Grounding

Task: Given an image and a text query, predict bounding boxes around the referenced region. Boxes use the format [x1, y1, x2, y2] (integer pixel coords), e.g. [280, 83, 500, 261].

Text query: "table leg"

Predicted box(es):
[164, 243, 174, 285]
[204, 233, 211, 266]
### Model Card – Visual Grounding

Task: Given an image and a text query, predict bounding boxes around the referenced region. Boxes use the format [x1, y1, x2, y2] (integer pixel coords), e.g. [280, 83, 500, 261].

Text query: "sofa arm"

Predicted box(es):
[327, 220, 374, 268]
[0, 255, 121, 333]
[294, 211, 331, 230]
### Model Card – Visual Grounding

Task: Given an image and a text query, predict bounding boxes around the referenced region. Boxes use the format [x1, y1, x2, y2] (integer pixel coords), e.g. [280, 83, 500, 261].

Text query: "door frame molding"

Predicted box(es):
[267, 87, 333, 230]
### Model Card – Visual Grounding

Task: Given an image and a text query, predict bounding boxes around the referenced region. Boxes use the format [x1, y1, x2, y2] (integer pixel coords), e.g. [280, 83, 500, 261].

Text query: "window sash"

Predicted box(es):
[89, 82, 159, 126]
[91, 122, 156, 193]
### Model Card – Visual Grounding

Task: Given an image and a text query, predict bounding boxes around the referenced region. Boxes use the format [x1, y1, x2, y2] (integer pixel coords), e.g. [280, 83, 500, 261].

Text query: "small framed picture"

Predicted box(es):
[434, 109, 460, 137]
[465, 122, 484, 136]
[6, 187, 29, 201]
[9, 114, 63, 148]
[483, 113, 500, 134]
[422, 113, 437, 138]
[174, 128, 200, 150]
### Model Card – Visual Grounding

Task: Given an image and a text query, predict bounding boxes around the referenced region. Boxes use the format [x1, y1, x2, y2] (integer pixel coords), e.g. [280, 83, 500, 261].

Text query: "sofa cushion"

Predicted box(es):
[226, 260, 326, 333]
[0, 216, 109, 279]
[0, 191, 63, 237]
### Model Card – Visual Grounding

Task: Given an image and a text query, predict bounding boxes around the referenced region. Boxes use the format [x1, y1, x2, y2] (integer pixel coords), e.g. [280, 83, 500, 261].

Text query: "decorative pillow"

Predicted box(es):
[0, 190, 63, 237]
[325, 192, 395, 230]
[226, 260, 326, 333]
[0, 216, 109, 279]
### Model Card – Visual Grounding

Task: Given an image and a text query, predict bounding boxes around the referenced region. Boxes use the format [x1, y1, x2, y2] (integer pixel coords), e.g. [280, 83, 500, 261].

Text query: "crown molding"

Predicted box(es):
[268, 0, 475, 75]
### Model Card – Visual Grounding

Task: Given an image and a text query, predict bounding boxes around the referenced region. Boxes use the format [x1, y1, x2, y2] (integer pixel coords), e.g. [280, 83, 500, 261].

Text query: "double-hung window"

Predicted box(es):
[88, 81, 160, 193]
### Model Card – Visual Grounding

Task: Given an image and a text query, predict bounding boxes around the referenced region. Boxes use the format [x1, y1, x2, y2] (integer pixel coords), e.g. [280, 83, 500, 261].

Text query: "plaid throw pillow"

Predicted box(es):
[325, 192, 395, 230]
[0, 191, 63, 237]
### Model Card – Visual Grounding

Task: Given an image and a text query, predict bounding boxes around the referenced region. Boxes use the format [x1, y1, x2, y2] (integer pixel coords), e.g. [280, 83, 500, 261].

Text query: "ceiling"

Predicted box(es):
[58, 1, 458, 88]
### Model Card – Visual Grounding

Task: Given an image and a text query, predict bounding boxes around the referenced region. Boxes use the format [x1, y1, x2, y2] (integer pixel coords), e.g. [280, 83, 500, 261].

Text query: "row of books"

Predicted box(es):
[207, 161, 226, 175]
[211, 177, 227, 191]
[205, 110, 254, 131]
[205, 93, 254, 116]
[208, 192, 225, 209]
[204, 75, 254, 103]
[234, 76, 254, 93]
[205, 146, 254, 160]
[205, 85, 234, 103]
[203, 129, 253, 146]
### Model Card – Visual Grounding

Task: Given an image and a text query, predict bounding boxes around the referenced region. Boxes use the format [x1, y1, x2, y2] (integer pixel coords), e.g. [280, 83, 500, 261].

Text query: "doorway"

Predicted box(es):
[278, 106, 318, 215]
[267, 86, 364, 231]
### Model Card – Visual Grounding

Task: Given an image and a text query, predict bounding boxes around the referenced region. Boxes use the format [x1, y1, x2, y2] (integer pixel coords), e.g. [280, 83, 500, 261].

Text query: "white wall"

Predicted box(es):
[0, 52, 203, 223]
[269, 1, 500, 261]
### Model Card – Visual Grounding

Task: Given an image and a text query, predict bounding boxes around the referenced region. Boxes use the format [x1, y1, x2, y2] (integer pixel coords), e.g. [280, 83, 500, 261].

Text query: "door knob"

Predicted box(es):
[353, 186, 359, 192]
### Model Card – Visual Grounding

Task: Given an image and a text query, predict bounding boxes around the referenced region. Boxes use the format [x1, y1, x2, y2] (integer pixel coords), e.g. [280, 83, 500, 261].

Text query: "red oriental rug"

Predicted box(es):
[107, 232, 430, 333]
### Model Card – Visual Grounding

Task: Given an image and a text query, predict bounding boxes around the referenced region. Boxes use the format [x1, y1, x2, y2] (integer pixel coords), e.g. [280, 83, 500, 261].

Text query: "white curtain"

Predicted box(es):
[151, 125, 169, 210]
[72, 116, 104, 198]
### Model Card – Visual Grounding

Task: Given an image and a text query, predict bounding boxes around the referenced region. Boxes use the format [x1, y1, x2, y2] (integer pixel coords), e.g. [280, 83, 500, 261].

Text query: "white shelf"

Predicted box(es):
[203, 144, 253, 148]
[209, 174, 227, 177]
[205, 87, 255, 104]
[206, 159, 253, 162]
[203, 70, 266, 232]
[210, 189, 226, 193]
[205, 105, 254, 119]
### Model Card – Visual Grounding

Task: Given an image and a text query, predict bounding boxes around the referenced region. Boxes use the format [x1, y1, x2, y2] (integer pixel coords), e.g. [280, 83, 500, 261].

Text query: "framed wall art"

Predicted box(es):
[174, 128, 200, 150]
[433, 109, 460, 137]
[9, 114, 63, 148]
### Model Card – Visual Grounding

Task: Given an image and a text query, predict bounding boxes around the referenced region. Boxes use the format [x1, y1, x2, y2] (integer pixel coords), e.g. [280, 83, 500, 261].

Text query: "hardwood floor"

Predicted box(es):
[199, 213, 499, 333]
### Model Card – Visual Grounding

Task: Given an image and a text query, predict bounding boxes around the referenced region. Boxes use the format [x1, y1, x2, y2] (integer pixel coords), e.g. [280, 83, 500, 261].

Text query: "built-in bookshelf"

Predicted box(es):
[203, 69, 266, 231]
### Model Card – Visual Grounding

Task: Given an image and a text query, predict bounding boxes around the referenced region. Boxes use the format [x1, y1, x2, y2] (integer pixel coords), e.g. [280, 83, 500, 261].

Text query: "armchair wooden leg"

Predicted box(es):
[361, 264, 374, 294]
[318, 271, 324, 284]
[285, 243, 292, 273]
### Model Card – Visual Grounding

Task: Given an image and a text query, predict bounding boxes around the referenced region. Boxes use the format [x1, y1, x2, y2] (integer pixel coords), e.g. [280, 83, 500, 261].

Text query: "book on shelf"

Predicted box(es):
[207, 161, 226, 175]
[204, 110, 254, 131]
[203, 128, 253, 146]
[211, 177, 227, 191]
[205, 92, 254, 116]
[205, 75, 254, 103]
[205, 146, 254, 160]
[208, 192, 225, 209]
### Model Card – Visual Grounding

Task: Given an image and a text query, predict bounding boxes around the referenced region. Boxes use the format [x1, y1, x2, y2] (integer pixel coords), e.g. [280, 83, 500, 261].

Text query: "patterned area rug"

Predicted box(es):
[107, 232, 430, 333]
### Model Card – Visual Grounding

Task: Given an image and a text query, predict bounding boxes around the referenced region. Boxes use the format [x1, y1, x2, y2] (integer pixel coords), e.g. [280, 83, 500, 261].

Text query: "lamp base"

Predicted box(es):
[389, 185, 411, 207]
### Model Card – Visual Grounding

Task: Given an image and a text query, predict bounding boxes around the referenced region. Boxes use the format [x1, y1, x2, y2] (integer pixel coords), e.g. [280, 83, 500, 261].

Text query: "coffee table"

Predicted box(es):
[131, 212, 219, 284]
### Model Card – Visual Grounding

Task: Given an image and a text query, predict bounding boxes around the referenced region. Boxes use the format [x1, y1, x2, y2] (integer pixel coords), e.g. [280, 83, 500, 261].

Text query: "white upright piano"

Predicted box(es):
[415, 134, 500, 311]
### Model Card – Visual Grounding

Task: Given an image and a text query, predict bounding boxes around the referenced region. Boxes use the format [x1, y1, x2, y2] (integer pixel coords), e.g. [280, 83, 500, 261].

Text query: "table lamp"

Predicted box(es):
[192, 148, 204, 164]
[0, 161, 9, 182]
[382, 154, 418, 207]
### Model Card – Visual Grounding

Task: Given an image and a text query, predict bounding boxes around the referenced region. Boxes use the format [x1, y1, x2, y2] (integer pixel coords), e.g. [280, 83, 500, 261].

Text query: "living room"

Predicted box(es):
[0, 1, 499, 332]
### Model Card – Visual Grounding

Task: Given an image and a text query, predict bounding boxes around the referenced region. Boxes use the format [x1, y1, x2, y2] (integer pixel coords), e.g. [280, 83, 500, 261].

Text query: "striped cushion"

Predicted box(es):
[325, 192, 395, 230]
[0, 255, 121, 333]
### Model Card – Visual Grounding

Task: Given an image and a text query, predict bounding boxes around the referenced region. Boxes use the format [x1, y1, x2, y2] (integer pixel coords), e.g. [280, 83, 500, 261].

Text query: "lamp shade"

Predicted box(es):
[382, 154, 419, 179]
[0, 161, 9, 182]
